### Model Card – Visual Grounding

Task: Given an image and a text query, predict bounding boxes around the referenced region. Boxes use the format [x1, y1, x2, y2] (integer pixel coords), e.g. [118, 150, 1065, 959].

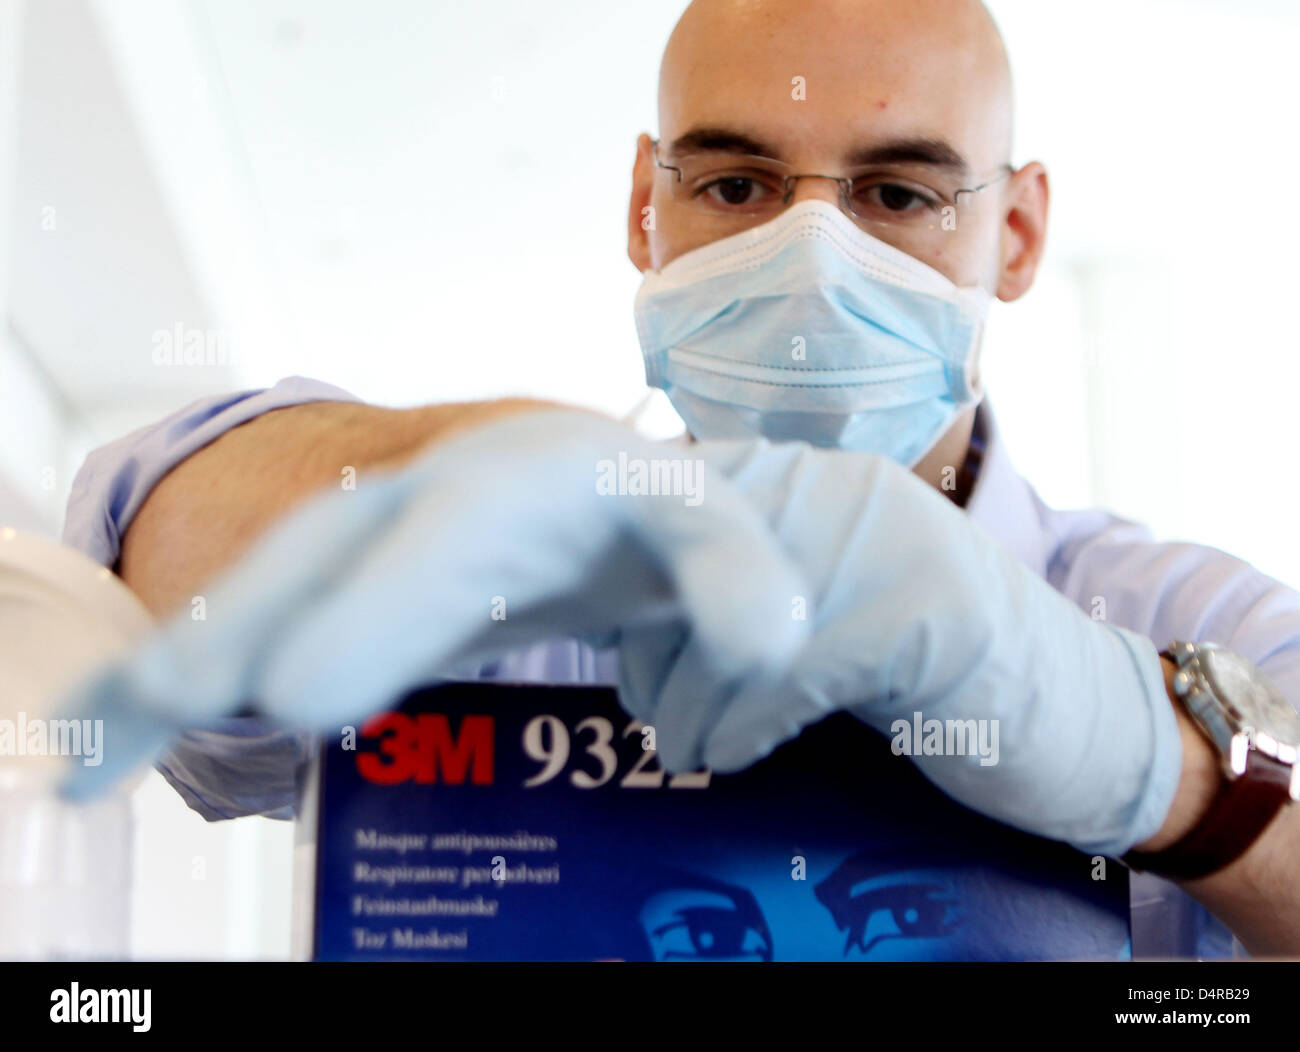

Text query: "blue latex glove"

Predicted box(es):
[56, 410, 810, 802]
[621, 438, 1182, 857]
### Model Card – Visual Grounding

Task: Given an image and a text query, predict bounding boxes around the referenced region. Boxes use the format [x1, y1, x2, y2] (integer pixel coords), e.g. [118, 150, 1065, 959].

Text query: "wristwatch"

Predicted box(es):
[1122, 641, 1300, 880]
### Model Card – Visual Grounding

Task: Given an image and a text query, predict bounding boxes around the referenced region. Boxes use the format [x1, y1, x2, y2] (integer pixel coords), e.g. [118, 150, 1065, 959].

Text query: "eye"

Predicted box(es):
[837, 882, 963, 956]
[852, 180, 941, 219]
[650, 906, 771, 961]
[696, 173, 781, 210]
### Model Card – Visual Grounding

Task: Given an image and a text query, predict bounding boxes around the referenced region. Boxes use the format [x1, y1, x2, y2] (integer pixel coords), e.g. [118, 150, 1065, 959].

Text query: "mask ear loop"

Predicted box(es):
[621, 391, 656, 428]
[954, 294, 991, 405]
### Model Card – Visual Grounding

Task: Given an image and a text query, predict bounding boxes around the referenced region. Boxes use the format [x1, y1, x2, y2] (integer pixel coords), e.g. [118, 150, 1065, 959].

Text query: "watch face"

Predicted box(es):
[1202, 648, 1300, 746]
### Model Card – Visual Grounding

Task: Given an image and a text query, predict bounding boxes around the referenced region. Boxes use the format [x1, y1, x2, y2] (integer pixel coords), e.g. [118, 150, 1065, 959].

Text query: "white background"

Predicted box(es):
[1, 0, 1297, 958]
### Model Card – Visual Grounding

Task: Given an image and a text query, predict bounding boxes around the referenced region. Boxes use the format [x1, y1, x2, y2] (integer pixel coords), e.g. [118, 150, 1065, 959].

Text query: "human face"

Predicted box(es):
[628, 0, 1047, 304]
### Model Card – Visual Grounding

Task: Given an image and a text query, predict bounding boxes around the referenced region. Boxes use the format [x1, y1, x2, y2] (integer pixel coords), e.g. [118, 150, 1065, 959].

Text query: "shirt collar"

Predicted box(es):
[964, 397, 1052, 581]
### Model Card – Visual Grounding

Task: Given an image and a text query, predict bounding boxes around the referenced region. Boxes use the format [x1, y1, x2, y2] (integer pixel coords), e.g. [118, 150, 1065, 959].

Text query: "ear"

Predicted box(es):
[627, 133, 656, 273]
[996, 162, 1050, 303]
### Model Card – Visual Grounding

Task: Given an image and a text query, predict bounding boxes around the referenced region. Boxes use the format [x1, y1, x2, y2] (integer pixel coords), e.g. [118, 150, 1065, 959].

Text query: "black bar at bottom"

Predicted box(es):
[0, 960, 1292, 1039]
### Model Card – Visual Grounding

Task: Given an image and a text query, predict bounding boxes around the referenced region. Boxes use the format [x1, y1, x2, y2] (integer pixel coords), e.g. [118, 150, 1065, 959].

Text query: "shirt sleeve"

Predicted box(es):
[1040, 500, 1300, 710]
[62, 375, 361, 569]
[62, 376, 360, 822]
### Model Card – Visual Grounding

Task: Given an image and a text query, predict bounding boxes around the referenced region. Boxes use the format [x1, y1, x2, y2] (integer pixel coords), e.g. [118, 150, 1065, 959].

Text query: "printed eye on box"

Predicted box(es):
[294, 682, 1129, 962]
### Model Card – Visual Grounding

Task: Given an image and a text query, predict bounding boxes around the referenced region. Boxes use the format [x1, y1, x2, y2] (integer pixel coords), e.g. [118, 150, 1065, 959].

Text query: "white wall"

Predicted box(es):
[984, 0, 1300, 589]
[0, 0, 62, 536]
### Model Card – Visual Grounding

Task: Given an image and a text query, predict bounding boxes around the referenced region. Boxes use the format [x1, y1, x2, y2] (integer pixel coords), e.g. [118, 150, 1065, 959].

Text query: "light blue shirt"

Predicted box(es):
[63, 376, 1300, 959]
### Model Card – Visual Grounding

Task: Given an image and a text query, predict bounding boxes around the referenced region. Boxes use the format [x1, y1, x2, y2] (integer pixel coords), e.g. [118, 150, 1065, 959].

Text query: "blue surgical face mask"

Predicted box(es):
[633, 199, 992, 467]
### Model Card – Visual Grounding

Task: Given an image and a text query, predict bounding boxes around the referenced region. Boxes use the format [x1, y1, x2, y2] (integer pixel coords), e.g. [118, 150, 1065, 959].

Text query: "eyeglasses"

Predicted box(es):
[652, 140, 1013, 247]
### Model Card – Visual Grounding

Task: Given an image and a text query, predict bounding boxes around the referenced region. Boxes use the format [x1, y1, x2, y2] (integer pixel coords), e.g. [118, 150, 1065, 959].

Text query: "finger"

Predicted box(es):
[619, 460, 811, 682]
[699, 662, 846, 774]
[638, 636, 748, 773]
[54, 665, 184, 803]
[613, 623, 689, 723]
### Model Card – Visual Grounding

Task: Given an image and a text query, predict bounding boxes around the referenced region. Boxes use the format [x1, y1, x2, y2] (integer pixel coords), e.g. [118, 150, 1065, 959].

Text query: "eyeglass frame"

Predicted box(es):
[650, 138, 1016, 218]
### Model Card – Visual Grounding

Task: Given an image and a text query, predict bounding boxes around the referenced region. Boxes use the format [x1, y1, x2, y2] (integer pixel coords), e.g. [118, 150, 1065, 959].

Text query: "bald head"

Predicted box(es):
[631, 0, 1038, 296]
[658, 0, 1013, 180]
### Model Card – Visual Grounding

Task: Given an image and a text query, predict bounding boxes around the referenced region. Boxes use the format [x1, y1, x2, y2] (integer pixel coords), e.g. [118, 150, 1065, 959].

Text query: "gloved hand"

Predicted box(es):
[56, 409, 811, 802]
[621, 438, 1182, 857]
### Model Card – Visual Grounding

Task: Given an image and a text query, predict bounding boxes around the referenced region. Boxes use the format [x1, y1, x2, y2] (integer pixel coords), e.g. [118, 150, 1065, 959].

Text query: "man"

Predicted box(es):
[60, 0, 1300, 958]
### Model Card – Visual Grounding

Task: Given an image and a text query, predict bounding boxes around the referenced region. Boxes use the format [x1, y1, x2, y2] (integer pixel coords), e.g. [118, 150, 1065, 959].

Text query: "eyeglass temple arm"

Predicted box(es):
[954, 163, 1017, 204]
[650, 140, 683, 182]
[972, 163, 1017, 192]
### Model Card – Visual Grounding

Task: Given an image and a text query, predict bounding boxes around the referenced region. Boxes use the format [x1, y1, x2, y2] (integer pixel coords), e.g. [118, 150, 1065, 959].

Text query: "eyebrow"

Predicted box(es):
[664, 127, 970, 176]
[846, 137, 969, 175]
[665, 127, 780, 157]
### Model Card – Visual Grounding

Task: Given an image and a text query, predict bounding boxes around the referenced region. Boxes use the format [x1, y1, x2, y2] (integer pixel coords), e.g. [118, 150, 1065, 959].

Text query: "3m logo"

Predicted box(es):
[357, 712, 495, 786]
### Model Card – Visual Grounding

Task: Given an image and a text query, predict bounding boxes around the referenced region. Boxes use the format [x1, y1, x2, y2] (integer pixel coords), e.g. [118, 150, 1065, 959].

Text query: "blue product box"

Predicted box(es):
[297, 682, 1130, 961]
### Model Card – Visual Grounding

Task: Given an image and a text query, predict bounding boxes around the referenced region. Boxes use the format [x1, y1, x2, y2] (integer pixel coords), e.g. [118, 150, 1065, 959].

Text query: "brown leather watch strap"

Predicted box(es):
[1122, 750, 1292, 880]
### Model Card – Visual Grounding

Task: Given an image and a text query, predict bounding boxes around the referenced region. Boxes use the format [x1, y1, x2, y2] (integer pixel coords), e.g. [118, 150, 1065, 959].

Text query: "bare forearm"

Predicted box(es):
[117, 397, 563, 617]
[1181, 801, 1300, 956]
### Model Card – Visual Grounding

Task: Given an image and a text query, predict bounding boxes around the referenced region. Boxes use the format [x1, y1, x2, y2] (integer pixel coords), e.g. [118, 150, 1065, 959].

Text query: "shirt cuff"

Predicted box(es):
[62, 376, 360, 567]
